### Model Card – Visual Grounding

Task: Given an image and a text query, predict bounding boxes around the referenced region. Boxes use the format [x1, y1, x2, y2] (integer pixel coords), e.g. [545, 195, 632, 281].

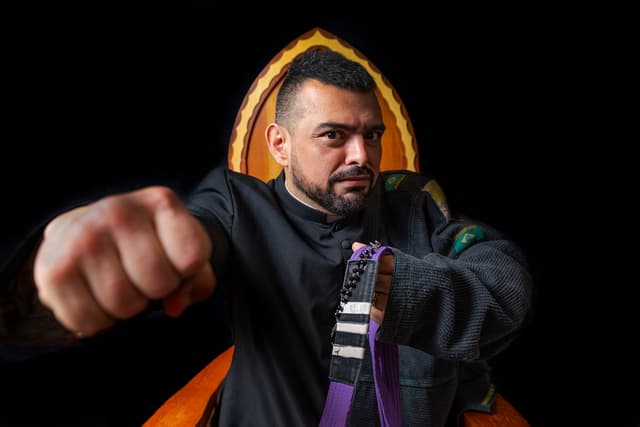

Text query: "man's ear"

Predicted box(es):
[266, 123, 289, 166]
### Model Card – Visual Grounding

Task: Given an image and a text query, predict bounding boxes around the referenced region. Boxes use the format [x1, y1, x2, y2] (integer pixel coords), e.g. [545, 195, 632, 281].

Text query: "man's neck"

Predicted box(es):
[284, 179, 343, 223]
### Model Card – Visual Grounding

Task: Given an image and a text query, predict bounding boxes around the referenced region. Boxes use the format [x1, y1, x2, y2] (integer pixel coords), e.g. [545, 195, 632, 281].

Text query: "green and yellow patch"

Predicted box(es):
[384, 173, 407, 191]
[453, 225, 485, 253]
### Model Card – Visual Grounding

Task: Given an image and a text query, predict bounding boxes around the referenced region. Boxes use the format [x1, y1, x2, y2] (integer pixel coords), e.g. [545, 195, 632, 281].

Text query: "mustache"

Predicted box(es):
[329, 166, 375, 184]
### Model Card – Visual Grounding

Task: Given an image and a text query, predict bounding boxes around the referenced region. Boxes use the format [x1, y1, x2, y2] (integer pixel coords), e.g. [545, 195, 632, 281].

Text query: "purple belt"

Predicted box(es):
[319, 242, 402, 427]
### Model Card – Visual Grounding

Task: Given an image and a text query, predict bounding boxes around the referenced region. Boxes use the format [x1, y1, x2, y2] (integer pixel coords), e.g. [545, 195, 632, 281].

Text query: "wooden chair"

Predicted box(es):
[144, 27, 529, 427]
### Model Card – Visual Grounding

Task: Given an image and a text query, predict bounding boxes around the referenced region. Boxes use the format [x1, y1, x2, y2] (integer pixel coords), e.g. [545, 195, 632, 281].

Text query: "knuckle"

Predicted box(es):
[147, 186, 181, 211]
[34, 256, 71, 293]
[186, 220, 212, 260]
[95, 197, 134, 229]
[141, 269, 180, 300]
[101, 277, 147, 319]
[162, 221, 211, 276]
[72, 229, 105, 256]
[177, 240, 210, 273]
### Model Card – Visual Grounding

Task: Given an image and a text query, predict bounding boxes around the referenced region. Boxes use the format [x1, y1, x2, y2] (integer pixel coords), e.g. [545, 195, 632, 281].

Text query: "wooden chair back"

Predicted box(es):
[227, 27, 420, 181]
[144, 27, 530, 427]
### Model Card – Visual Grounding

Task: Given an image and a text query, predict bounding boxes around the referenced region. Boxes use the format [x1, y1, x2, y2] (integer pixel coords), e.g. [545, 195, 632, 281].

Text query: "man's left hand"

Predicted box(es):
[352, 242, 393, 325]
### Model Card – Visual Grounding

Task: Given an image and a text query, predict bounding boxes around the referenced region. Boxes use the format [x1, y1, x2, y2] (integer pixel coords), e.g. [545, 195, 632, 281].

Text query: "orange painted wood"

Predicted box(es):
[143, 345, 235, 427]
[462, 393, 531, 427]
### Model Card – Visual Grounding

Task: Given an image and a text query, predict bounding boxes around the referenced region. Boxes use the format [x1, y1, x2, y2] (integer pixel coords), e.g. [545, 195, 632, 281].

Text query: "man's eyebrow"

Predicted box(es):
[313, 122, 386, 133]
[369, 124, 386, 133]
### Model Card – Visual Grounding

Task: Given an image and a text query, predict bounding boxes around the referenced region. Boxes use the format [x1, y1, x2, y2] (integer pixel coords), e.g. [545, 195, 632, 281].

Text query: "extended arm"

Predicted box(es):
[1, 186, 216, 345]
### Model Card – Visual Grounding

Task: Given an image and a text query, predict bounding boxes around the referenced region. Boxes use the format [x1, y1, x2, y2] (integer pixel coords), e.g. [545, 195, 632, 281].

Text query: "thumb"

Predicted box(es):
[163, 263, 217, 317]
[351, 241, 367, 252]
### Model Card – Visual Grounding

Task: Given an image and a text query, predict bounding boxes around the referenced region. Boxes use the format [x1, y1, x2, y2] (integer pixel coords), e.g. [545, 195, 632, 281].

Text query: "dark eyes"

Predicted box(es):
[326, 130, 339, 139]
[323, 130, 383, 143]
[365, 131, 383, 142]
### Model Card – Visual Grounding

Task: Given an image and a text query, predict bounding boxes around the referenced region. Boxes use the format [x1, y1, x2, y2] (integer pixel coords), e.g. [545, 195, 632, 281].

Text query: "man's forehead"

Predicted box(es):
[294, 81, 382, 122]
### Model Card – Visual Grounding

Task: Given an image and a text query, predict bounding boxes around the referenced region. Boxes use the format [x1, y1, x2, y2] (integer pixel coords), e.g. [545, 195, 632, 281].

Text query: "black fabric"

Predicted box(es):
[0, 166, 531, 427]
[189, 168, 371, 426]
[186, 168, 532, 427]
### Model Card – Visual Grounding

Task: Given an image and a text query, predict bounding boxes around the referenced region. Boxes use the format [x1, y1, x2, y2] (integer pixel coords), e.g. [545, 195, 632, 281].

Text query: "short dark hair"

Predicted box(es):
[275, 49, 377, 126]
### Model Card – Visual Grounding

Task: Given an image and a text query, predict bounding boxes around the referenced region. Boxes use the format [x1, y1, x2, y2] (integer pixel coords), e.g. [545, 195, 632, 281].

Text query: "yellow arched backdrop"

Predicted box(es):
[227, 27, 419, 181]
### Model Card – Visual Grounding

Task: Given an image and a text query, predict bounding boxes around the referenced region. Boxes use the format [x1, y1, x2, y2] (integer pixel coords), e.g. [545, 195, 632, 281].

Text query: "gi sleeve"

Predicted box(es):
[186, 167, 235, 281]
[377, 183, 534, 361]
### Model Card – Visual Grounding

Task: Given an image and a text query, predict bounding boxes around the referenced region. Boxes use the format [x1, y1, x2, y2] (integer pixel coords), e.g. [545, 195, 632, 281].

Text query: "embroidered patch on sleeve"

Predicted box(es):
[422, 180, 450, 221]
[384, 173, 407, 191]
[453, 225, 485, 253]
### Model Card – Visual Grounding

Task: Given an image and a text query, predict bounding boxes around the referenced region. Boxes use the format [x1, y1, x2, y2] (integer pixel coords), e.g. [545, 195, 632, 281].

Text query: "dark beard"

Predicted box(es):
[290, 164, 375, 216]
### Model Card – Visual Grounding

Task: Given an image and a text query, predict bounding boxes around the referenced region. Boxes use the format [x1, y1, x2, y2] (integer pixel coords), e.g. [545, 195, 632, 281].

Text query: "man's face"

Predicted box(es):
[284, 80, 384, 216]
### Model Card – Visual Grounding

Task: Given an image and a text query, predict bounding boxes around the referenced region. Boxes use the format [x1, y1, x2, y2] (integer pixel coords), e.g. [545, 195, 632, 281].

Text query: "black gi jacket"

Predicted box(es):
[187, 167, 533, 427]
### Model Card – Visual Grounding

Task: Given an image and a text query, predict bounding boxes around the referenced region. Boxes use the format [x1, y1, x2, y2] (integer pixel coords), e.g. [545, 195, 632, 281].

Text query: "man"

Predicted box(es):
[1, 50, 533, 426]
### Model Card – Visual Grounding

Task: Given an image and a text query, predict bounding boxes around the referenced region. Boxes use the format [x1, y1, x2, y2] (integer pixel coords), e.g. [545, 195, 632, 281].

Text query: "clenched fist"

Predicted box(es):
[33, 186, 216, 337]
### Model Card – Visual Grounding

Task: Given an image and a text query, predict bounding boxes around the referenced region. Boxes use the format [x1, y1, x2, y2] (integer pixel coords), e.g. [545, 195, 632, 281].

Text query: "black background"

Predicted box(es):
[1, 6, 636, 427]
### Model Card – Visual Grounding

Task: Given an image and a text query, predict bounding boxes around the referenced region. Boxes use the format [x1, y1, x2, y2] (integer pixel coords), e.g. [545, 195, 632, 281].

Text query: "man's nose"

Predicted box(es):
[344, 136, 368, 166]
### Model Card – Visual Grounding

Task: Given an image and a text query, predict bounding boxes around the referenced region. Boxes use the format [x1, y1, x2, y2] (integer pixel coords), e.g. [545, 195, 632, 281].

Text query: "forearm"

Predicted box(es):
[0, 238, 77, 348]
[378, 240, 533, 360]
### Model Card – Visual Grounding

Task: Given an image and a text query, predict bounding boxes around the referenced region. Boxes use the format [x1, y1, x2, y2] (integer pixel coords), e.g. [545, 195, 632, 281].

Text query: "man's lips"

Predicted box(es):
[336, 175, 371, 187]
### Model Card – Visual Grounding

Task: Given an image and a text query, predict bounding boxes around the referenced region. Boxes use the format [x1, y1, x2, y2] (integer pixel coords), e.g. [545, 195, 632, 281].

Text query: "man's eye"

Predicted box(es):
[365, 131, 383, 142]
[326, 130, 338, 139]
